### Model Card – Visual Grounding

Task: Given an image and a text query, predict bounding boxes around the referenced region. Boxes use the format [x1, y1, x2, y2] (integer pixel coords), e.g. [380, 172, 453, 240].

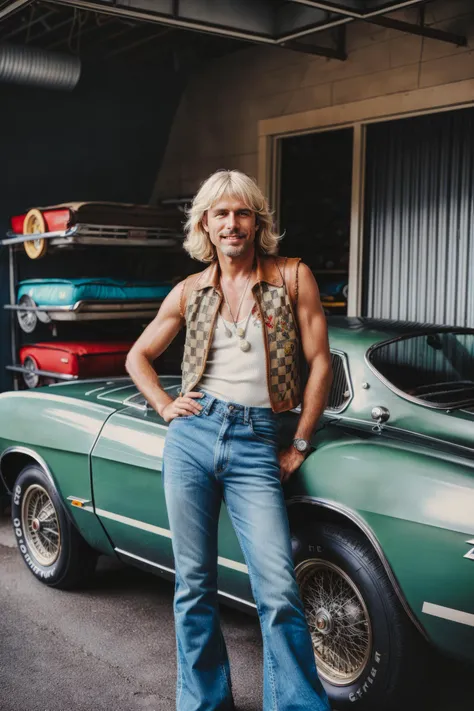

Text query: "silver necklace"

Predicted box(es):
[220, 270, 253, 352]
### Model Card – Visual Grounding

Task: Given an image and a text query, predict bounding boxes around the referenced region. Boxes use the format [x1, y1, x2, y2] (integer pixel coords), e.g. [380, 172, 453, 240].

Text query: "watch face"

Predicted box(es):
[294, 438, 309, 452]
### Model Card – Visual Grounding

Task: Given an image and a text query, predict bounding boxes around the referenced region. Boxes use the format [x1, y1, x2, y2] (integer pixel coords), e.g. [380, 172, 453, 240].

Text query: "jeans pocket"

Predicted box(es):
[172, 413, 196, 422]
[249, 416, 279, 446]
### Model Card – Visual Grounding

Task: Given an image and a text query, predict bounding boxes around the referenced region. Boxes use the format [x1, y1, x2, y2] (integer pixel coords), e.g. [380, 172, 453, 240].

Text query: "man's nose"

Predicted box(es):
[225, 212, 237, 229]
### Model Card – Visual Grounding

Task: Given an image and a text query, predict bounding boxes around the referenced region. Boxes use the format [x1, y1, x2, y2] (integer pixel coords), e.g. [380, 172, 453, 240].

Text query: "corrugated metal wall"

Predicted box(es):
[364, 107, 474, 326]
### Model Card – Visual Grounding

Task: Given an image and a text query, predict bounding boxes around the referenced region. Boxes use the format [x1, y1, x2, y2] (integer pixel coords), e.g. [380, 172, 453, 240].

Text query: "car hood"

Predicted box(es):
[43, 376, 182, 410]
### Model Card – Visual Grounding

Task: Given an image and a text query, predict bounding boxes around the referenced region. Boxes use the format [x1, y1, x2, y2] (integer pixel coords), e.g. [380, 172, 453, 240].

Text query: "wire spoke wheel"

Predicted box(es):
[22, 355, 40, 388]
[296, 559, 372, 686]
[17, 294, 38, 333]
[21, 484, 61, 566]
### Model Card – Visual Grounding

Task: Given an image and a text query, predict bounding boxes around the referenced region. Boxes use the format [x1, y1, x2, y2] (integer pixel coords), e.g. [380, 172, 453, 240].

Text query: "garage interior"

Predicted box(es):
[0, 0, 472, 392]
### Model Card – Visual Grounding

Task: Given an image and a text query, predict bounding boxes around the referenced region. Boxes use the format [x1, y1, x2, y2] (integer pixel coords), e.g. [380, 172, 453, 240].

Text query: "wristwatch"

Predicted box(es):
[293, 437, 311, 455]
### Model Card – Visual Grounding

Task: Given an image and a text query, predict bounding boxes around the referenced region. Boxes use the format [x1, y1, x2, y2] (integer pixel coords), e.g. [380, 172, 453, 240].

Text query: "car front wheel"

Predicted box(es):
[293, 523, 427, 710]
[11, 464, 97, 589]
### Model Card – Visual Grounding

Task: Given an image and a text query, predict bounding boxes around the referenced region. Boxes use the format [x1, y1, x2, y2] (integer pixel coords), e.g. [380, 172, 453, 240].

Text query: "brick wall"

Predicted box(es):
[152, 0, 474, 200]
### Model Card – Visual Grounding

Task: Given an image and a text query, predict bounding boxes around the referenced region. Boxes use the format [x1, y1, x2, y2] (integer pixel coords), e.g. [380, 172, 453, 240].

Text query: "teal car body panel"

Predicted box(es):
[0, 388, 116, 554]
[0, 319, 473, 664]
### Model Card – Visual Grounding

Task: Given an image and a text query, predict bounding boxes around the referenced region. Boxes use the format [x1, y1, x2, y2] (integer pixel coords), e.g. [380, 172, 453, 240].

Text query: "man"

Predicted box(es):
[126, 170, 332, 711]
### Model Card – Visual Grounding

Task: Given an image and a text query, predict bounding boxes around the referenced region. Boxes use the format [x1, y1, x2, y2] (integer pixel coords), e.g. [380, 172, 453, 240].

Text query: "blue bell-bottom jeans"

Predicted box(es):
[163, 392, 330, 711]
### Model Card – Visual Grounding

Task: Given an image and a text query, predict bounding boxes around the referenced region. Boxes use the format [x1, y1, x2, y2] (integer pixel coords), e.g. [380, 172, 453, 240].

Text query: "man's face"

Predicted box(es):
[203, 196, 257, 259]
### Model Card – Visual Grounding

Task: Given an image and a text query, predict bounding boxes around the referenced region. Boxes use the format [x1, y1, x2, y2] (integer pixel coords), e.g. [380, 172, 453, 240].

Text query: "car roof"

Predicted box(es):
[327, 316, 474, 352]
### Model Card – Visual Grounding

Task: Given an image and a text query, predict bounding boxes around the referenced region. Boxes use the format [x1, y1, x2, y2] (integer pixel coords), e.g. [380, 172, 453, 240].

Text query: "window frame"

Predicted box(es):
[365, 329, 474, 411]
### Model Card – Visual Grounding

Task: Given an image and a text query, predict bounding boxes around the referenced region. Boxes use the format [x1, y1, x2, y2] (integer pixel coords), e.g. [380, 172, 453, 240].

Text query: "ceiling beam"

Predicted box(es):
[0, 0, 33, 21]
[280, 25, 347, 60]
[107, 26, 171, 58]
[44, 0, 348, 59]
[0, 9, 56, 41]
[278, 0, 429, 41]
[366, 14, 467, 47]
[287, 0, 426, 19]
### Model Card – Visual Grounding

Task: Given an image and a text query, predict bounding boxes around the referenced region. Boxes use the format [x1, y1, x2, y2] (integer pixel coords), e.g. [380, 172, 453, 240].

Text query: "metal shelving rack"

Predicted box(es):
[2, 222, 182, 390]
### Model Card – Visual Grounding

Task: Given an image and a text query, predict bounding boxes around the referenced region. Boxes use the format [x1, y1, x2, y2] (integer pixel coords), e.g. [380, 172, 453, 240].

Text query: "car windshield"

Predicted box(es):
[368, 330, 474, 409]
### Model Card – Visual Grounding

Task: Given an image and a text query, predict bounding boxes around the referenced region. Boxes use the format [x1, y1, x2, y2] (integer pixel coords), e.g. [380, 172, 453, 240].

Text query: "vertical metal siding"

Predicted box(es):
[364, 108, 474, 326]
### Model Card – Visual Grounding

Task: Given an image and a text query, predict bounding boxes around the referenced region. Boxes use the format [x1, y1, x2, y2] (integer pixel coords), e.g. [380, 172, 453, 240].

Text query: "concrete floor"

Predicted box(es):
[0, 514, 471, 711]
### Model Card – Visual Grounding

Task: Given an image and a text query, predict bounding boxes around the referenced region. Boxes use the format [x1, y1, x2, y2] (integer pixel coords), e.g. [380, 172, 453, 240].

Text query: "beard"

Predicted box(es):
[218, 232, 251, 257]
[220, 243, 247, 257]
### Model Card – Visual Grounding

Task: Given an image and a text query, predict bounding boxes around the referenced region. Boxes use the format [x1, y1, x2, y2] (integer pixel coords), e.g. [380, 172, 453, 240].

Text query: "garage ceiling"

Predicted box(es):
[0, 0, 467, 64]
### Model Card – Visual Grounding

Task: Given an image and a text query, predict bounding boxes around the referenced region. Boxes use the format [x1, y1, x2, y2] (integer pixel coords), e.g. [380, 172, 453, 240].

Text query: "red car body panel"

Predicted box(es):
[11, 209, 72, 235]
[19, 341, 133, 378]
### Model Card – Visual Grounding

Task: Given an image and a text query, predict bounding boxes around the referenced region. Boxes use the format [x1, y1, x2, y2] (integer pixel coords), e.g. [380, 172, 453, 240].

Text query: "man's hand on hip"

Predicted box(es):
[161, 392, 204, 422]
[278, 446, 306, 483]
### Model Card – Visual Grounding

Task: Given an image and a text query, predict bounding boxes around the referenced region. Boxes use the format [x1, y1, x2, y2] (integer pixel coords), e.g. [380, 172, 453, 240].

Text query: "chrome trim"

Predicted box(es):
[69, 301, 162, 314]
[115, 548, 256, 610]
[0, 446, 56, 494]
[422, 602, 474, 628]
[464, 539, 474, 561]
[51, 376, 130, 389]
[2, 222, 179, 247]
[96, 507, 172, 538]
[326, 349, 353, 415]
[96, 384, 137, 400]
[123, 379, 181, 411]
[67, 496, 93, 511]
[6, 365, 77, 380]
[98, 508, 248, 573]
[115, 548, 175, 575]
[320, 411, 474, 464]
[365, 329, 474, 411]
[292, 349, 353, 417]
[287, 495, 428, 639]
[5, 302, 161, 316]
[1, 225, 80, 245]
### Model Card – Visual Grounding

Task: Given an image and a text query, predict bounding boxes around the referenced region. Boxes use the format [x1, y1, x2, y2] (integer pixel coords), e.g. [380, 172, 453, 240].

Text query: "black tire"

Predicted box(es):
[11, 465, 97, 589]
[293, 523, 427, 711]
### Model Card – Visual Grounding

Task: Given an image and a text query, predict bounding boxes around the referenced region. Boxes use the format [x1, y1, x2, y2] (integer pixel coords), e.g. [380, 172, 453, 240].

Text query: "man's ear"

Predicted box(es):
[202, 212, 209, 233]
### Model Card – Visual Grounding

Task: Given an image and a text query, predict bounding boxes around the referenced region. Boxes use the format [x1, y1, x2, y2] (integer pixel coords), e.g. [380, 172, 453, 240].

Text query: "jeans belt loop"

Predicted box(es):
[243, 406, 250, 425]
[202, 395, 216, 416]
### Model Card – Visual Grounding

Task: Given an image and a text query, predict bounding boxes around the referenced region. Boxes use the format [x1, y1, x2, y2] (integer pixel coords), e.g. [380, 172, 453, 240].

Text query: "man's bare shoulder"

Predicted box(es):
[177, 266, 212, 317]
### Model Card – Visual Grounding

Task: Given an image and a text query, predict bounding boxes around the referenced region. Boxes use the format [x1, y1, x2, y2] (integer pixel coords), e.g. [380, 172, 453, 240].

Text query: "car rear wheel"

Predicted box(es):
[11, 464, 97, 589]
[22, 355, 43, 389]
[23, 208, 48, 260]
[293, 523, 427, 710]
[17, 295, 38, 333]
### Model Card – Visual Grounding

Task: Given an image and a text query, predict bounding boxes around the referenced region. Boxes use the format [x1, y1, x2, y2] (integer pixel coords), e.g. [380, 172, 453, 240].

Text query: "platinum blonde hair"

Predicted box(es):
[183, 169, 281, 262]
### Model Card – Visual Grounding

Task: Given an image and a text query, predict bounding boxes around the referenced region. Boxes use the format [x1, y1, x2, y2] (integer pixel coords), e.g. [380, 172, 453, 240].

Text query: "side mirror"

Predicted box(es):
[371, 406, 390, 425]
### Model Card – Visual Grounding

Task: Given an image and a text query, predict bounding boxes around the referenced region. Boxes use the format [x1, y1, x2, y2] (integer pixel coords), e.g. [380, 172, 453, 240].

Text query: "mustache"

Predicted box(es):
[220, 231, 246, 238]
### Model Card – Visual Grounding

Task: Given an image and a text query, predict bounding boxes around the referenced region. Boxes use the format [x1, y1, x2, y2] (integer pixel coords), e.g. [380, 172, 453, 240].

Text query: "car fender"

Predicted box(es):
[0, 391, 116, 555]
[287, 430, 474, 663]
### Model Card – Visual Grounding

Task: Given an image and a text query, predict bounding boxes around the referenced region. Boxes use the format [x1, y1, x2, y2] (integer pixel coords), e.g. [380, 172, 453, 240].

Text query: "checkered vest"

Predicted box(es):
[180, 259, 301, 413]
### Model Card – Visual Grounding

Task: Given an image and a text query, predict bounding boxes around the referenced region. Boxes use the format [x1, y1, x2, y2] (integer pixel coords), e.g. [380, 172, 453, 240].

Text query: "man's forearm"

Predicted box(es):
[126, 352, 173, 417]
[295, 358, 332, 441]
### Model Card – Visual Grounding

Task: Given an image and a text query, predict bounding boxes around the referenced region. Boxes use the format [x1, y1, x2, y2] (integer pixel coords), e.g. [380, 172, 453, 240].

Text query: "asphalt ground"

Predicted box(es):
[0, 513, 471, 711]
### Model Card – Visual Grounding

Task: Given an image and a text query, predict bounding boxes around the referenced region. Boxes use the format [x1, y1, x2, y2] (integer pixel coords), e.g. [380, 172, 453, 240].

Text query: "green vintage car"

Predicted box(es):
[1, 317, 473, 710]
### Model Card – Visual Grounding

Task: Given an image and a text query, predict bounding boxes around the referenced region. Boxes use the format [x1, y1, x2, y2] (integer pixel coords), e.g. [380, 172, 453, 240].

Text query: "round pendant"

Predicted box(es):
[239, 339, 251, 352]
[236, 327, 245, 338]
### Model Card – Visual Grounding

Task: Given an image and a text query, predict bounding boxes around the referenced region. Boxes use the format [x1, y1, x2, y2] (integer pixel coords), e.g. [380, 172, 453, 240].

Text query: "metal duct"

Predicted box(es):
[0, 44, 81, 90]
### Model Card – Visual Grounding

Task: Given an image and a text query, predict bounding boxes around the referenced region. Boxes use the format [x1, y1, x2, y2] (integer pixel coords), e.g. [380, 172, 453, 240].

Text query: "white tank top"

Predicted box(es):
[198, 303, 271, 407]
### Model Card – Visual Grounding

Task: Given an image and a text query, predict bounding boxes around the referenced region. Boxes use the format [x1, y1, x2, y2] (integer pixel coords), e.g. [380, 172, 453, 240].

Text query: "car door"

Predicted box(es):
[91, 394, 176, 573]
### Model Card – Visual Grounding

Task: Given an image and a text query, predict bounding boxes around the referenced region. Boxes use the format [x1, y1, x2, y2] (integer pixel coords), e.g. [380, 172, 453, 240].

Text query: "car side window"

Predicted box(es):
[326, 352, 352, 413]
